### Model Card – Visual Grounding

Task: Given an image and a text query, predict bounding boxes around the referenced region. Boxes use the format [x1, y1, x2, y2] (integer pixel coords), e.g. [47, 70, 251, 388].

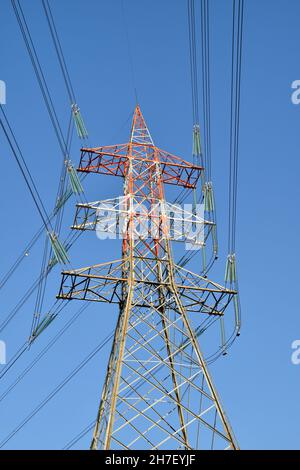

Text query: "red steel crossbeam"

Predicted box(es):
[78, 143, 203, 189]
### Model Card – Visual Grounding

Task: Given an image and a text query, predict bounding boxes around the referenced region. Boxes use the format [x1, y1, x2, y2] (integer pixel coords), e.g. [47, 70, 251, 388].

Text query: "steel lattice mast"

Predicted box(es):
[57, 106, 239, 450]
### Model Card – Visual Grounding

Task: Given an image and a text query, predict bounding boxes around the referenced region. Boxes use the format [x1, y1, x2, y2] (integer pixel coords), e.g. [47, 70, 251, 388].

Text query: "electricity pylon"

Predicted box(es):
[57, 106, 239, 450]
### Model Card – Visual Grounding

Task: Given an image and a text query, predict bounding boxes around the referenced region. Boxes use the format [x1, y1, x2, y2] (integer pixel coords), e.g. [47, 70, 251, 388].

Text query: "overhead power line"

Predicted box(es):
[11, 0, 69, 155]
[0, 331, 114, 449]
[0, 303, 90, 404]
[224, 0, 244, 338]
[0, 106, 53, 232]
[228, 0, 244, 255]
[200, 0, 212, 181]
[185, 0, 217, 276]
[0, 229, 83, 335]
[41, 0, 88, 140]
[42, 0, 77, 105]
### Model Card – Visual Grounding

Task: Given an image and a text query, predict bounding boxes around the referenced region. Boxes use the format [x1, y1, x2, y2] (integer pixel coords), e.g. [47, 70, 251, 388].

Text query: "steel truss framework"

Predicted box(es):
[57, 106, 239, 450]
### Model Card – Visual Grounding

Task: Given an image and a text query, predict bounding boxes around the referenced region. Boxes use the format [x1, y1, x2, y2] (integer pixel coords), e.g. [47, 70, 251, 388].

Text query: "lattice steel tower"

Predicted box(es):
[57, 106, 239, 450]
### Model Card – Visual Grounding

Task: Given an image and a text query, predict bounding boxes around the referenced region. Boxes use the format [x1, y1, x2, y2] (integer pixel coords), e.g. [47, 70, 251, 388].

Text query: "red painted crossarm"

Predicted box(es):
[78, 143, 203, 188]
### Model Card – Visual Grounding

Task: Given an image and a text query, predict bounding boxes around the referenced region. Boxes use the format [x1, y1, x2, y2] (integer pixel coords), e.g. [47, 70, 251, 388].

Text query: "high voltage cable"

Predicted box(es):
[186, 0, 242, 351]
[188, 0, 244, 280]
[228, 0, 244, 255]
[0, 299, 71, 382]
[12, 0, 87, 206]
[1, 0, 84, 336]
[0, 106, 81, 337]
[0, 341, 28, 382]
[42, 0, 77, 105]
[41, 0, 89, 140]
[187, 0, 212, 177]
[63, 420, 95, 449]
[0, 180, 80, 293]
[11, 0, 85, 210]
[10, 0, 82, 278]
[0, 229, 83, 335]
[0, 225, 44, 290]
[200, 0, 212, 180]
[188, 0, 200, 126]
[224, 0, 244, 339]
[31, 112, 75, 340]
[11, 0, 87, 221]
[0, 331, 115, 449]
[11, 0, 69, 156]
[0, 273, 55, 334]
[0, 303, 91, 403]
[0, 106, 53, 232]
[186, 0, 217, 278]
[30, 236, 50, 338]
[53, 111, 75, 236]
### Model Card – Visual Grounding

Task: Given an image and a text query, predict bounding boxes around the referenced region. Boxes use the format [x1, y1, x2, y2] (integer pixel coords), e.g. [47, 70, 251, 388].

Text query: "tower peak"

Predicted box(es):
[130, 105, 154, 145]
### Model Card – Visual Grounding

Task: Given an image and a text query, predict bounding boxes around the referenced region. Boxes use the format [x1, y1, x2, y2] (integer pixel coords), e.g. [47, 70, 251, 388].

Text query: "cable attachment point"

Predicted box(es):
[29, 312, 57, 344]
[71, 103, 88, 139]
[203, 181, 215, 212]
[49, 232, 69, 265]
[192, 124, 202, 159]
[225, 253, 237, 284]
[67, 160, 84, 195]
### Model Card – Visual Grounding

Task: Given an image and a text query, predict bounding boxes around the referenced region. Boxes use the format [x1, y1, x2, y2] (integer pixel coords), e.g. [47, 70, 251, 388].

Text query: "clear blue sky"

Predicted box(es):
[0, 0, 300, 450]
